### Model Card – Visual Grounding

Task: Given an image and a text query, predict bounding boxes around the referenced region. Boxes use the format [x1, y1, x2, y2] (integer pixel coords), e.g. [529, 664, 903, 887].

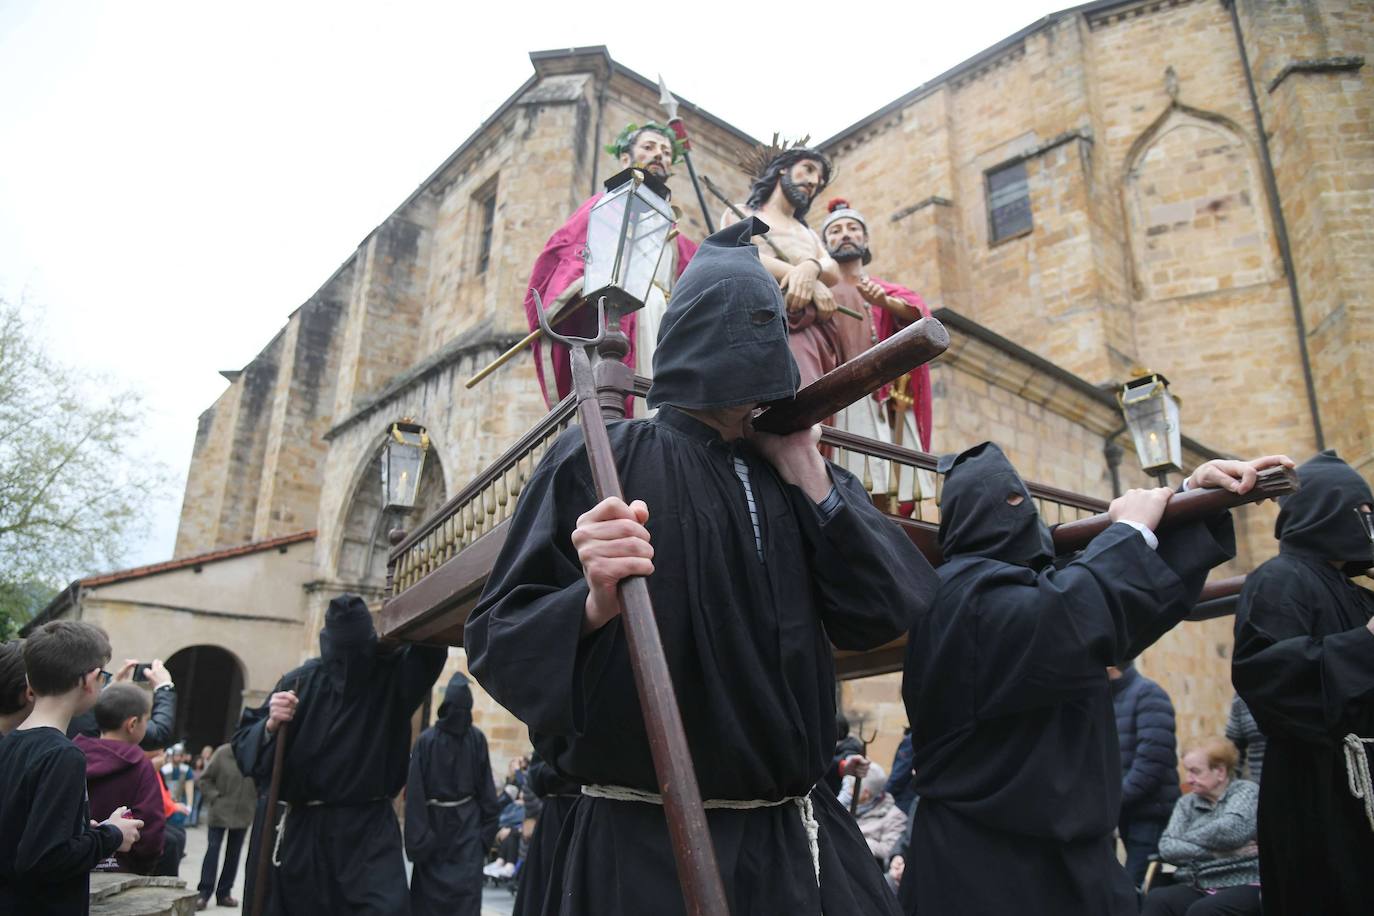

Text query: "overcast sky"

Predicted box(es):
[0, 0, 1047, 571]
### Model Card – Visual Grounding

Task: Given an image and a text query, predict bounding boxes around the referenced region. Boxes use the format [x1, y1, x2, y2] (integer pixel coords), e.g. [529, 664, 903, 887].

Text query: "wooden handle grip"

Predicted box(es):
[753, 317, 949, 434]
[1051, 465, 1298, 552]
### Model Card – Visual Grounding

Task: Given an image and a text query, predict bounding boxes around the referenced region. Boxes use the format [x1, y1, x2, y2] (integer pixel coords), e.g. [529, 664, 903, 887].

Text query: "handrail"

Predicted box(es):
[388, 377, 1116, 600]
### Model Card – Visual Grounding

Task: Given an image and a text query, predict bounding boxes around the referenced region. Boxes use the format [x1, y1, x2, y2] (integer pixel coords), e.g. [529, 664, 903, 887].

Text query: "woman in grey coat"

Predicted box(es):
[195, 743, 258, 910]
[1141, 737, 1260, 915]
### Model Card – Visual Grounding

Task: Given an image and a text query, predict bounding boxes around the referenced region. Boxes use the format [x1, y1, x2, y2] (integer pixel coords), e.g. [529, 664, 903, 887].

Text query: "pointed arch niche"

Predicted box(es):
[335, 432, 447, 596]
[1123, 105, 1276, 302]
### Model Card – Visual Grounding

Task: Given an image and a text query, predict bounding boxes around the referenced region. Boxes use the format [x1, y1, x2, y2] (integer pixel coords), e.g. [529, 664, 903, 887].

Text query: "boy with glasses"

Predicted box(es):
[0, 620, 143, 914]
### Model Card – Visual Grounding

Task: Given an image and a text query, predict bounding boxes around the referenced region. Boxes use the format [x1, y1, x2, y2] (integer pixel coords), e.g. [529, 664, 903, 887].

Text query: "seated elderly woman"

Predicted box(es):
[1141, 737, 1261, 916]
[838, 762, 910, 867]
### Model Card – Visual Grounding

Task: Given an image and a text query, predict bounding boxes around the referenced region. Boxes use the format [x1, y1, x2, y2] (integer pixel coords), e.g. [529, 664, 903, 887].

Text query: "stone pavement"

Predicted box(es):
[178, 822, 515, 915]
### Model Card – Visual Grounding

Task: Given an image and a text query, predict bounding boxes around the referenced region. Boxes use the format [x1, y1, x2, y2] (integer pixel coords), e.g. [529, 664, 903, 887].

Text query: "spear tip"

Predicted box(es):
[657, 73, 680, 121]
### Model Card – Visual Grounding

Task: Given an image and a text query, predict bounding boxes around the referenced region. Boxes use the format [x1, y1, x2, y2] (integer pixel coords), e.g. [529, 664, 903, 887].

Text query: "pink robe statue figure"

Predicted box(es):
[524, 122, 699, 411]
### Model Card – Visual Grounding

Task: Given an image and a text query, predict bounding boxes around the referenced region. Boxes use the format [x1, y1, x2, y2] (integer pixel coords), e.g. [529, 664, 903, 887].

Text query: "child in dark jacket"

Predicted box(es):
[0, 621, 142, 916]
[74, 683, 167, 874]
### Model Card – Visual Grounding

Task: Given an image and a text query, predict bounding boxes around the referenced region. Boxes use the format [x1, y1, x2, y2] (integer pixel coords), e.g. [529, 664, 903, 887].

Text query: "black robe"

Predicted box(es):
[233, 594, 445, 916]
[404, 673, 500, 916]
[468, 218, 936, 915]
[466, 407, 936, 915]
[512, 751, 582, 916]
[900, 442, 1234, 916]
[1232, 450, 1374, 915]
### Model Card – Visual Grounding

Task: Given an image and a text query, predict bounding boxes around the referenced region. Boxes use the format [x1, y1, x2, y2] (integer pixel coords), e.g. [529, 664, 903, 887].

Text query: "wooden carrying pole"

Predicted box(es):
[1050, 465, 1299, 553]
[535, 295, 729, 916]
[753, 316, 949, 434]
[251, 719, 289, 916]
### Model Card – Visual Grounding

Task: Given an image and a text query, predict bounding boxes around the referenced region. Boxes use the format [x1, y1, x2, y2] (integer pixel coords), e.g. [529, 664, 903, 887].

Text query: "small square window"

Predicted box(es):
[987, 161, 1032, 243]
[475, 186, 498, 274]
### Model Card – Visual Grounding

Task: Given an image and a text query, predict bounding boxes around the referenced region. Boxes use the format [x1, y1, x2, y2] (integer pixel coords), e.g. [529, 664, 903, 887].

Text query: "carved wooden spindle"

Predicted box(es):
[593, 311, 632, 421]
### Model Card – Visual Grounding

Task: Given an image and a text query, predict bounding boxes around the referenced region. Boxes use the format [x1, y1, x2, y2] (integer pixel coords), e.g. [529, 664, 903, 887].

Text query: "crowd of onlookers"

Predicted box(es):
[0, 635, 259, 912]
[825, 667, 1268, 914]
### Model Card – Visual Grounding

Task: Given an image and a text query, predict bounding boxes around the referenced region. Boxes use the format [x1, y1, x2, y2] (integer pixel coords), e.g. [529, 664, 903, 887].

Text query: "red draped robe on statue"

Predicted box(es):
[868, 277, 933, 452]
[523, 194, 698, 408]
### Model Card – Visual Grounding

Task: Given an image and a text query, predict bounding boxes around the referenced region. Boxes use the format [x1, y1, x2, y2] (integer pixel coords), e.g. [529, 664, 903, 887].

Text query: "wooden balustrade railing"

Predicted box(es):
[386, 380, 1114, 602]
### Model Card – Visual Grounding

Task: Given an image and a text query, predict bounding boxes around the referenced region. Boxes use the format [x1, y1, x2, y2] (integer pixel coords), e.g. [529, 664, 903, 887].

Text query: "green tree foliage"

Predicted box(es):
[0, 297, 165, 634]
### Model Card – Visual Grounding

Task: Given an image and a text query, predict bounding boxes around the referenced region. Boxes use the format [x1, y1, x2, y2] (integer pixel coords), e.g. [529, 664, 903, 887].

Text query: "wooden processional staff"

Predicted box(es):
[533, 290, 950, 915]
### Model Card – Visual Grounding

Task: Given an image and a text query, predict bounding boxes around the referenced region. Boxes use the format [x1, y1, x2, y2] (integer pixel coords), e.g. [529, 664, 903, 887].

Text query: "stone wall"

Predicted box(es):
[820, 0, 1371, 477]
[159, 13, 1372, 794]
[73, 538, 316, 706]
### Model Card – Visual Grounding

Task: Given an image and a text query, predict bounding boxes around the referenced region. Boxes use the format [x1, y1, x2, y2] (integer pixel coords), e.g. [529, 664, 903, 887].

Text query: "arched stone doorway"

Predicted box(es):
[336, 440, 447, 597]
[165, 645, 245, 752]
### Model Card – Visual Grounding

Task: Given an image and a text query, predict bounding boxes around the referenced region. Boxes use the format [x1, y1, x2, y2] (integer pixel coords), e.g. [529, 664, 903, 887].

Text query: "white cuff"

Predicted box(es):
[1118, 519, 1158, 551]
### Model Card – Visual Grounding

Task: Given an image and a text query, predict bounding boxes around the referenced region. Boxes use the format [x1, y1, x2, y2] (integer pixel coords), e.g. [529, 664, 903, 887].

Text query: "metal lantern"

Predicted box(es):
[1118, 372, 1182, 478]
[381, 419, 429, 511]
[583, 167, 675, 314]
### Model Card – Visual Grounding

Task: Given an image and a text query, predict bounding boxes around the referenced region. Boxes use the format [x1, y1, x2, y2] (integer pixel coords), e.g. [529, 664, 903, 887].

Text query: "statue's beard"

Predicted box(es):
[780, 172, 815, 210]
[637, 158, 670, 179]
[828, 241, 867, 262]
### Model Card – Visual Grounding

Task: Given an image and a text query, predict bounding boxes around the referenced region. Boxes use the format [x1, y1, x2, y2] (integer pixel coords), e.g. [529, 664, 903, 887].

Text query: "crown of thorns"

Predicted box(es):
[738, 133, 834, 182]
[606, 122, 685, 164]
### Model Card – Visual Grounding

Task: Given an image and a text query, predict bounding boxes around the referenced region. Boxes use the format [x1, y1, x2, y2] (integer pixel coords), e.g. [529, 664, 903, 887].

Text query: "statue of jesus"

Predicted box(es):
[722, 144, 844, 388]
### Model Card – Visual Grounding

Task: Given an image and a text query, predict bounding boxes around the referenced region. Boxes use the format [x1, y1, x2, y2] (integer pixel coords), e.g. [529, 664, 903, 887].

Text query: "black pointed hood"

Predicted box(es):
[1276, 450, 1374, 573]
[436, 671, 474, 735]
[318, 594, 377, 695]
[647, 218, 799, 411]
[937, 441, 1055, 569]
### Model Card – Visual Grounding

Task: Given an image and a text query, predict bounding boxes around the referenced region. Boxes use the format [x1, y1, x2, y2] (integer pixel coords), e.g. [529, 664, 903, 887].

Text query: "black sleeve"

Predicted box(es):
[787, 464, 939, 650]
[1127, 512, 1235, 657]
[13, 745, 123, 882]
[475, 733, 501, 850]
[402, 733, 434, 862]
[973, 523, 1222, 717]
[232, 675, 293, 782]
[141, 685, 177, 749]
[465, 429, 620, 737]
[1233, 567, 1374, 743]
[397, 646, 447, 717]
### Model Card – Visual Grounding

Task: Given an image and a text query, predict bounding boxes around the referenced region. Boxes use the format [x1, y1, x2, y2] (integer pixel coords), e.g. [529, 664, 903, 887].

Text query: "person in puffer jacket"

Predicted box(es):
[839, 763, 909, 867]
[1111, 661, 1181, 888]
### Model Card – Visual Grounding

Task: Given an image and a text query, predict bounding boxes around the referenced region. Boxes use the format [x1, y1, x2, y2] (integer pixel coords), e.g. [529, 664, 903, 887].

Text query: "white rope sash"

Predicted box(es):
[581, 784, 821, 883]
[426, 796, 474, 807]
[1343, 733, 1374, 833]
[271, 797, 387, 866]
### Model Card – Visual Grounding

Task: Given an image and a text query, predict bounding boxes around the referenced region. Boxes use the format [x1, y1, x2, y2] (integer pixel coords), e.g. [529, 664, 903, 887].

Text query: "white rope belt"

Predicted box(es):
[1343, 734, 1374, 833]
[581, 784, 820, 883]
[271, 797, 387, 866]
[426, 796, 474, 808]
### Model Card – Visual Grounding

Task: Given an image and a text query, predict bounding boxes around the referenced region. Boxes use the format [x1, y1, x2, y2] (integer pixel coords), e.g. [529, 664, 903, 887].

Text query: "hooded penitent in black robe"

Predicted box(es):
[512, 751, 582, 916]
[899, 443, 1235, 916]
[404, 672, 500, 916]
[1232, 450, 1374, 915]
[233, 594, 445, 916]
[466, 218, 937, 916]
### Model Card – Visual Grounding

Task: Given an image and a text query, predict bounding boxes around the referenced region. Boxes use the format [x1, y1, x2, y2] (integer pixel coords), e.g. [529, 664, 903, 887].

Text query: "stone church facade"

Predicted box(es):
[57, 0, 1369, 771]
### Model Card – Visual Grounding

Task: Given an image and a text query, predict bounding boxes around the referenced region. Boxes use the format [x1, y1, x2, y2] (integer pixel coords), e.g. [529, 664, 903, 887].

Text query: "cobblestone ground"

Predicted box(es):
[178, 823, 516, 915]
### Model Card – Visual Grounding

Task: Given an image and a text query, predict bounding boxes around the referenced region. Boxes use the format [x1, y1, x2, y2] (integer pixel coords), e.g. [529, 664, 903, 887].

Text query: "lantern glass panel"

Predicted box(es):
[382, 426, 427, 510]
[584, 181, 632, 295]
[619, 186, 673, 304]
[1121, 377, 1182, 473]
[583, 169, 674, 311]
